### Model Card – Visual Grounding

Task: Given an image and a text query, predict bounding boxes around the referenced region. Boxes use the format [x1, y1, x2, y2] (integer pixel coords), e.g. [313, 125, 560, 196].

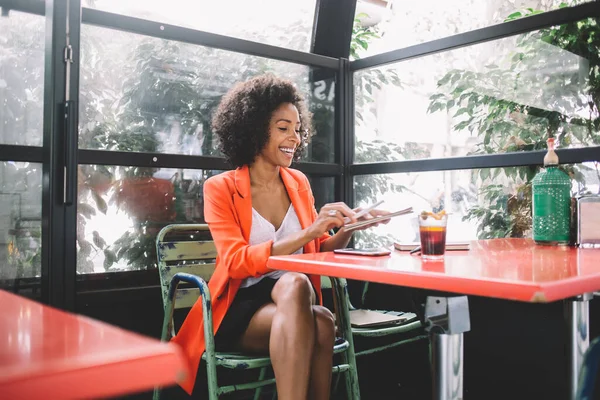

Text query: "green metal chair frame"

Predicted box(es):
[153, 224, 361, 400]
[322, 278, 428, 357]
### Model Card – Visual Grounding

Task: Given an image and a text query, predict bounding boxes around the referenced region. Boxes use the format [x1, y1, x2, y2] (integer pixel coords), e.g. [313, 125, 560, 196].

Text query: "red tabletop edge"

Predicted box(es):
[267, 239, 600, 303]
[0, 290, 188, 400]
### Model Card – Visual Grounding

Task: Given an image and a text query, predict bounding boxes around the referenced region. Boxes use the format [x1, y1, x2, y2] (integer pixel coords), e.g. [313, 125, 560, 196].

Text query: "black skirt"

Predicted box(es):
[214, 276, 318, 351]
[214, 277, 277, 351]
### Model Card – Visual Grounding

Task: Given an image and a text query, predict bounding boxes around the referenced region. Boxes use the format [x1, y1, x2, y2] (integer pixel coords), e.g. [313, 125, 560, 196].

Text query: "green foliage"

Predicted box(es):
[77, 33, 275, 270]
[350, 13, 382, 61]
[76, 27, 322, 270]
[426, 4, 600, 239]
[6, 221, 41, 279]
[1, 14, 45, 278]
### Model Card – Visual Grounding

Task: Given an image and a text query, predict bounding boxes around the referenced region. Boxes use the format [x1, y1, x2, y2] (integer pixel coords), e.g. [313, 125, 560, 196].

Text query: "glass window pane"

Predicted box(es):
[355, 18, 600, 164]
[83, 0, 317, 52]
[79, 26, 334, 162]
[0, 162, 42, 284]
[77, 165, 225, 273]
[0, 11, 44, 146]
[303, 76, 336, 163]
[307, 176, 336, 210]
[353, 163, 598, 247]
[77, 166, 340, 274]
[353, 0, 593, 57]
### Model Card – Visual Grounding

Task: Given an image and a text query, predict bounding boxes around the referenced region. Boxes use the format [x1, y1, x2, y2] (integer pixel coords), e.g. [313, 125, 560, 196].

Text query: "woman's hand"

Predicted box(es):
[307, 202, 357, 240]
[317, 205, 391, 252]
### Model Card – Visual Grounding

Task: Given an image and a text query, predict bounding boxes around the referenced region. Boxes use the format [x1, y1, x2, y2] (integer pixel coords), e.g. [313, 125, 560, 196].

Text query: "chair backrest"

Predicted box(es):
[156, 224, 217, 309]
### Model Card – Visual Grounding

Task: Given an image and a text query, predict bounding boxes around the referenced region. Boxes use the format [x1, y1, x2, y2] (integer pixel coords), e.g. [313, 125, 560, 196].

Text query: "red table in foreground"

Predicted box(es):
[0, 290, 188, 400]
[268, 238, 600, 400]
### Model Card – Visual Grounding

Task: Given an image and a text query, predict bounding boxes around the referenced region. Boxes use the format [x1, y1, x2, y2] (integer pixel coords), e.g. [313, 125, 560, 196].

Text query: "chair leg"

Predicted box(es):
[253, 367, 267, 400]
[205, 357, 219, 400]
[153, 293, 177, 400]
[342, 337, 361, 400]
[332, 278, 361, 400]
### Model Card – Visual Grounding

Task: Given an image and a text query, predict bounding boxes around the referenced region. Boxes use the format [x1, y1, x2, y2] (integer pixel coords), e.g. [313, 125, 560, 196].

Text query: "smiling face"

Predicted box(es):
[256, 102, 302, 168]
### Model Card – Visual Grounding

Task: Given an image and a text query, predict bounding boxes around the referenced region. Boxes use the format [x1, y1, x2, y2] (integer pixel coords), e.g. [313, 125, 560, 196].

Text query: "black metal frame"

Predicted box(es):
[351, 147, 600, 176]
[338, 58, 355, 204]
[39, 0, 80, 310]
[2, 0, 600, 304]
[311, 0, 357, 59]
[335, 58, 349, 202]
[77, 150, 342, 176]
[0, 0, 44, 16]
[0, 145, 43, 163]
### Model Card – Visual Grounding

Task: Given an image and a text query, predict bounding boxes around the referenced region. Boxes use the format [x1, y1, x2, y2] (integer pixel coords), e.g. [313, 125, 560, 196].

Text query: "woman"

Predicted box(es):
[173, 74, 388, 399]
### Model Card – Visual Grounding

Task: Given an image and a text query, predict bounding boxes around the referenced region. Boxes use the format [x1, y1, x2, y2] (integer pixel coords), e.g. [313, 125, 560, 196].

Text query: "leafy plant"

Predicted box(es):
[77, 28, 315, 270]
[426, 3, 600, 238]
[1, 13, 45, 279]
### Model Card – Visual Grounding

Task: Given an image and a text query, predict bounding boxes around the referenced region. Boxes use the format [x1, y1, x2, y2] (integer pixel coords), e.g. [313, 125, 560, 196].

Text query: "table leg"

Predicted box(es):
[566, 292, 593, 400]
[425, 296, 470, 400]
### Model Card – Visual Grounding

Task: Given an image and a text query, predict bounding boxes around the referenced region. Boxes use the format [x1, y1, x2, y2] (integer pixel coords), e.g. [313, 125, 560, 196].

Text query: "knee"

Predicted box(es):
[313, 306, 335, 349]
[275, 272, 313, 304]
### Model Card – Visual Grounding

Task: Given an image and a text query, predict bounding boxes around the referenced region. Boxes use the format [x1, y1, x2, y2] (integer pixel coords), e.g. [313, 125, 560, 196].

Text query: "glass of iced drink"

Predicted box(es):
[419, 211, 448, 260]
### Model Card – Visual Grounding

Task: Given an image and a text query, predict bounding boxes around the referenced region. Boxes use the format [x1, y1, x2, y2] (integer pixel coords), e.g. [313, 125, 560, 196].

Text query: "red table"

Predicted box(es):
[0, 290, 188, 400]
[268, 239, 600, 400]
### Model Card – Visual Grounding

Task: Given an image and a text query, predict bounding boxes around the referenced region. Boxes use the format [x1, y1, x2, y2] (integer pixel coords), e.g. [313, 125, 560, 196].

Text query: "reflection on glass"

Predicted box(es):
[304, 77, 336, 163]
[77, 165, 225, 273]
[353, 163, 599, 248]
[355, 18, 600, 164]
[79, 25, 334, 162]
[354, 0, 592, 56]
[0, 162, 42, 280]
[83, 0, 317, 52]
[0, 11, 44, 146]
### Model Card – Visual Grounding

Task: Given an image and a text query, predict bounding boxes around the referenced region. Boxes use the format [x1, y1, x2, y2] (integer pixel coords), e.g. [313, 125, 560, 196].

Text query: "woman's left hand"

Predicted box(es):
[348, 207, 392, 231]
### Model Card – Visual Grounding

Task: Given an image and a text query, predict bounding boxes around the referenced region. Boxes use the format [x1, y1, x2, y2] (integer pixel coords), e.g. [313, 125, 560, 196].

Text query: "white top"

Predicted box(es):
[239, 204, 304, 288]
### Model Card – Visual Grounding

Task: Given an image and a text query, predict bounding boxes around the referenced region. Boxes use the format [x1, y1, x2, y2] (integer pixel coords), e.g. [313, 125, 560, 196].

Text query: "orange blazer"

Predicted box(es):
[172, 165, 330, 394]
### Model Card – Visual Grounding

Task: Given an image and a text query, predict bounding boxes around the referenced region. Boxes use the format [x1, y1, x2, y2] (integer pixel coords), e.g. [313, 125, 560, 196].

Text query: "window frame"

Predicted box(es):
[2, 0, 599, 305]
[346, 1, 600, 206]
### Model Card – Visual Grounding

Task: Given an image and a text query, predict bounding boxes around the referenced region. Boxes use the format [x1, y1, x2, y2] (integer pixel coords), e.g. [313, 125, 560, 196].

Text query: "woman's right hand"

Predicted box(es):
[307, 202, 357, 240]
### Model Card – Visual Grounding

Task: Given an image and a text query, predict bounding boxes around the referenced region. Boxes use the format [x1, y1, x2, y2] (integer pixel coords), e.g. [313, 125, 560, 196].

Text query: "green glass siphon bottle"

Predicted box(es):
[531, 138, 572, 245]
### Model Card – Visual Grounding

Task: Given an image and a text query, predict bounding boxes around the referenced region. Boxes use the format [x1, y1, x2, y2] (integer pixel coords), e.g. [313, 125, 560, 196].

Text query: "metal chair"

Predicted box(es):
[153, 224, 360, 400]
[322, 278, 428, 357]
[575, 336, 600, 400]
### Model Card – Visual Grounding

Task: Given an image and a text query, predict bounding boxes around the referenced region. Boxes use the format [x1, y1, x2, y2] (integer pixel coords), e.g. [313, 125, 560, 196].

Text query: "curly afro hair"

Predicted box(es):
[211, 74, 314, 168]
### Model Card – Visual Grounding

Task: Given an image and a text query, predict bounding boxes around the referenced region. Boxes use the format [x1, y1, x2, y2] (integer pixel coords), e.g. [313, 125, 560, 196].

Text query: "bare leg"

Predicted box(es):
[237, 273, 330, 400]
[309, 305, 335, 400]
